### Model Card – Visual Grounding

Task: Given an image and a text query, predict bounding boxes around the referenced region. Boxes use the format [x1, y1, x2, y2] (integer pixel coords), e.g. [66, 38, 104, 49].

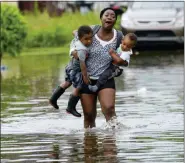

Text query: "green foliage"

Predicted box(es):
[114, 15, 121, 31]
[24, 11, 101, 48]
[25, 25, 67, 48]
[24, 11, 121, 48]
[1, 4, 27, 57]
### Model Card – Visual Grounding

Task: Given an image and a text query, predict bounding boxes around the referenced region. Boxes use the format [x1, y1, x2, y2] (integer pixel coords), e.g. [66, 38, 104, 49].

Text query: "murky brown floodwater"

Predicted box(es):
[1, 50, 184, 163]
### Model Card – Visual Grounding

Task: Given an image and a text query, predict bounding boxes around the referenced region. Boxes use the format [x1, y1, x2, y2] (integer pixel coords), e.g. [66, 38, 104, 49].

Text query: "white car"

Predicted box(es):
[121, 1, 184, 45]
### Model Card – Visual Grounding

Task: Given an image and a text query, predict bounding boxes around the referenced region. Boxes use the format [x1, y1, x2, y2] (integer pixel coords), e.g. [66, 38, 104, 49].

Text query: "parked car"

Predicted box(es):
[121, 1, 184, 45]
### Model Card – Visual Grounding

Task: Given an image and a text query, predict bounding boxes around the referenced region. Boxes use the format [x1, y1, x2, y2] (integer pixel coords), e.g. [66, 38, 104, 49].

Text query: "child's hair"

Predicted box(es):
[78, 25, 93, 39]
[125, 33, 137, 46]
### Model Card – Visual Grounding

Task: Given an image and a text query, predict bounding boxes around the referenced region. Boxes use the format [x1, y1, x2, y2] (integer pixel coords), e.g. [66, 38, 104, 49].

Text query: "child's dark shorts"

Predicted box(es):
[65, 65, 83, 88]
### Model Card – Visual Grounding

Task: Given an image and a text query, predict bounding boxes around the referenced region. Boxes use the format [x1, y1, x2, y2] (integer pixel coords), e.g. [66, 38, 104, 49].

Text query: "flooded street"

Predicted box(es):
[1, 51, 184, 163]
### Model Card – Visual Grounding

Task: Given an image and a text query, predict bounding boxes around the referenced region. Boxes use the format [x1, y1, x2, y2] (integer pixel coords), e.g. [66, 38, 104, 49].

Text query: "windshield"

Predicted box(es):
[131, 2, 183, 9]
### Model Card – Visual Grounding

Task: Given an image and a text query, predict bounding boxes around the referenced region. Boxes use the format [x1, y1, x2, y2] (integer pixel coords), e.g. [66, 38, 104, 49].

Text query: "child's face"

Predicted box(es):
[80, 33, 93, 47]
[121, 37, 134, 51]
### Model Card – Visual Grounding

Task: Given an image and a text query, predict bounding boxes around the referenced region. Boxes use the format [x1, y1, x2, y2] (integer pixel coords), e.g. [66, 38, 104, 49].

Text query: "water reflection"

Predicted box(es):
[50, 144, 60, 160]
[83, 131, 118, 163]
[84, 131, 99, 162]
[1, 51, 184, 163]
[47, 131, 119, 163]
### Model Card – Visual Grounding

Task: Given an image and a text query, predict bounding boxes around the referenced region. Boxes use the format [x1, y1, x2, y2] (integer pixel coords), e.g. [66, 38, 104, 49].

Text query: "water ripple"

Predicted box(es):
[1, 61, 183, 162]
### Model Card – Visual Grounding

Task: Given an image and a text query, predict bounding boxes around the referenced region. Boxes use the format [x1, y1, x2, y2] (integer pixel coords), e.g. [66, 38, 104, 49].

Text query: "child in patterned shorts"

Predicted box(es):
[49, 25, 93, 117]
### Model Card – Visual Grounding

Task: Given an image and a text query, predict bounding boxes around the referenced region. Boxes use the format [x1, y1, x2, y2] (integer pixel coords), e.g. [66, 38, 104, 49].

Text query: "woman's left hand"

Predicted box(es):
[71, 50, 78, 59]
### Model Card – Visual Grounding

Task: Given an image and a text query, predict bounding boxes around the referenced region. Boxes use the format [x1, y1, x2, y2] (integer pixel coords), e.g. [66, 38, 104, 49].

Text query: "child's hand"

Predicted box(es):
[82, 75, 91, 85]
[83, 77, 90, 85]
[88, 76, 91, 85]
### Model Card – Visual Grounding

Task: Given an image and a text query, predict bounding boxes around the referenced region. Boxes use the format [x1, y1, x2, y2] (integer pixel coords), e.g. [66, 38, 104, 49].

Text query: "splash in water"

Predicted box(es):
[102, 116, 129, 131]
[137, 87, 147, 96]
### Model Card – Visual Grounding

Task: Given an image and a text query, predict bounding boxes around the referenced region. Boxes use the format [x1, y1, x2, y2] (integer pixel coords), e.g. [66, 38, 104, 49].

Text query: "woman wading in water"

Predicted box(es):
[72, 8, 123, 128]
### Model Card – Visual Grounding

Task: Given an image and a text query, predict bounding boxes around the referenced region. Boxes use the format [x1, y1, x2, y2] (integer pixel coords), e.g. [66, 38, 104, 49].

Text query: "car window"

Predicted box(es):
[131, 2, 183, 9]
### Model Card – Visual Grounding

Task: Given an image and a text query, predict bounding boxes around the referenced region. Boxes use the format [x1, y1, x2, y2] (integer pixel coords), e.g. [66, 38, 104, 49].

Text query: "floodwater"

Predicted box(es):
[1, 50, 184, 163]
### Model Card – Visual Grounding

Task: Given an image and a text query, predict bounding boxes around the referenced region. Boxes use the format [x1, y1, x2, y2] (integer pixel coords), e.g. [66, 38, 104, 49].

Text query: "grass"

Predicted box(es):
[24, 11, 101, 48]
[25, 11, 100, 33]
[21, 46, 69, 56]
[23, 11, 122, 48]
[2, 46, 69, 60]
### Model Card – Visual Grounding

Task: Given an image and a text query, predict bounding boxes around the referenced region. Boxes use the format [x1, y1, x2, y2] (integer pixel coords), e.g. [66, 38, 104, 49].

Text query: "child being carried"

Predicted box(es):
[88, 33, 137, 92]
[49, 25, 93, 117]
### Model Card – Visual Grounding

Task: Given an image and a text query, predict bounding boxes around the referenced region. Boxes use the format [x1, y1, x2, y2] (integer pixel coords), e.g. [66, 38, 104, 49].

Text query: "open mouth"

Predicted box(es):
[105, 21, 113, 26]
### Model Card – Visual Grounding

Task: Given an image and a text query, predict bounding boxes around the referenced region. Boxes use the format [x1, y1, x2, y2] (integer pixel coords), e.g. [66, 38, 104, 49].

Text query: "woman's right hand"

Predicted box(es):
[71, 50, 78, 59]
[72, 30, 77, 36]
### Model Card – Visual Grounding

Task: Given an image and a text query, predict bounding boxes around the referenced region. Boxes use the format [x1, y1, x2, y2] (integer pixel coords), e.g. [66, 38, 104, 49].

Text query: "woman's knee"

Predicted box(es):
[102, 104, 115, 115]
[83, 110, 96, 128]
[98, 88, 116, 116]
[84, 111, 96, 122]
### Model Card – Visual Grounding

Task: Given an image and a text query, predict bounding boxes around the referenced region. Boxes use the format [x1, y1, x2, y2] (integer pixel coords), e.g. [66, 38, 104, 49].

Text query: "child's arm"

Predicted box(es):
[109, 49, 128, 67]
[78, 50, 90, 85]
[80, 61, 89, 85]
[71, 50, 89, 84]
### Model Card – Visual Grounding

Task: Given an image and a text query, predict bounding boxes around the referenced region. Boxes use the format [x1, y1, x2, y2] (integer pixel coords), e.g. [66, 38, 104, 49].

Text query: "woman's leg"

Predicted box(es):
[98, 88, 116, 122]
[80, 94, 97, 128]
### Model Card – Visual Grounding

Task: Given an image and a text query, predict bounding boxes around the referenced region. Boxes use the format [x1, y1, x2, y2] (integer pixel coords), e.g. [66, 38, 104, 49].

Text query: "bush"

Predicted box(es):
[1, 4, 27, 57]
[25, 25, 68, 48]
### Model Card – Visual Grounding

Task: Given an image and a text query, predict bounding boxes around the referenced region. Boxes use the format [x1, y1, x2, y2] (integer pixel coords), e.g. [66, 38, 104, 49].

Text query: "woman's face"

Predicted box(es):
[101, 9, 116, 30]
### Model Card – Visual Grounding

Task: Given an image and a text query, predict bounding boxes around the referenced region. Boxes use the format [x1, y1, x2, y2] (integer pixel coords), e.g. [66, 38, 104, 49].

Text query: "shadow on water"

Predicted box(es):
[1, 48, 184, 163]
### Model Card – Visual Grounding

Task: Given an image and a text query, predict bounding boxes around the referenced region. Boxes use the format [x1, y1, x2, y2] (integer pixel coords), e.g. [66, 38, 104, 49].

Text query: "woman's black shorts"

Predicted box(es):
[80, 78, 115, 94]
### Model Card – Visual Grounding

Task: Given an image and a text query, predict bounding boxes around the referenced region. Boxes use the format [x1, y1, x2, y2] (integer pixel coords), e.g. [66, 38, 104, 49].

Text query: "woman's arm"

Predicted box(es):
[109, 49, 128, 67]
[71, 50, 78, 59]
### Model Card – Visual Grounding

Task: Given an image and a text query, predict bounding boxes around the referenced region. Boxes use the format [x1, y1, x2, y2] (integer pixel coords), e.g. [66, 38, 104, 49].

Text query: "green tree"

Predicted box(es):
[0, 4, 27, 60]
